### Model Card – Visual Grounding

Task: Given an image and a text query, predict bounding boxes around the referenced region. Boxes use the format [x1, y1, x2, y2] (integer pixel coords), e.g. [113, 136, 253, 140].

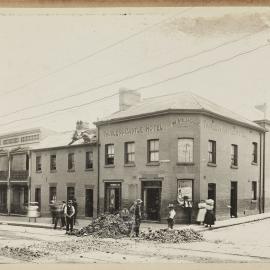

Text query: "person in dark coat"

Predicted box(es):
[204, 199, 215, 229]
[129, 199, 143, 237]
[182, 196, 193, 225]
[72, 198, 78, 225]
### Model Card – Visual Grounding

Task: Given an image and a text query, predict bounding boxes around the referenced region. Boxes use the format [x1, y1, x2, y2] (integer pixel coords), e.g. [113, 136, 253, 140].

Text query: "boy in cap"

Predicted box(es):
[167, 204, 176, 229]
[64, 200, 75, 234]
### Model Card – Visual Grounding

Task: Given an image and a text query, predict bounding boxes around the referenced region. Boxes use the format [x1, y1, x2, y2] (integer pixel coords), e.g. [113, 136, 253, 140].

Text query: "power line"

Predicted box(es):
[0, 7, 192, 97]
[0, 41, 269, 127]
[1, 27, 268, 119]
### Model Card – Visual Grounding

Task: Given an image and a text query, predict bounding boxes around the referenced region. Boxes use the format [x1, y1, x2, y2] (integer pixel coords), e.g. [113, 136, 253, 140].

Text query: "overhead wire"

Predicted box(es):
[1, 27, 269, 119]
[0, 41, 269, 127]
[0, 7, 193, 97]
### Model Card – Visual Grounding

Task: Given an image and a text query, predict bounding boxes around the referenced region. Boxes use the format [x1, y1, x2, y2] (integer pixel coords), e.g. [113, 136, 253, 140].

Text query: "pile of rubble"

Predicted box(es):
[140, 228, 204, 243]
[73, 214, 133, 238]
[0, 246, 49, 261]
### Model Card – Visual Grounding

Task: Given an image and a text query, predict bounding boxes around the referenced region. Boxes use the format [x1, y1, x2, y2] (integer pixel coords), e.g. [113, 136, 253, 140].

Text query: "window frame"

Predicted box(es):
[252, 142, 258, 164]
[68, 153, 75, 171]
[85, 151, 93, 169]
[147, 139, 159, 163]
[177, 138, 194, 164]
[105, 144, 115, 165]
[208, 140, 216, 164]
[124, 141, 135, 164]
[50, 154, 57, 171]
[231, 144, 238, 167]
[36, 155, 42, 172]
[49, 186, 57, 202]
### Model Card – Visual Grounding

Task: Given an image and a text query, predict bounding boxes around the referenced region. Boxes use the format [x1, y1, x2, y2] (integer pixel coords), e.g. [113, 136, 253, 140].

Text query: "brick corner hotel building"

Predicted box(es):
[95, 90, 269, 223]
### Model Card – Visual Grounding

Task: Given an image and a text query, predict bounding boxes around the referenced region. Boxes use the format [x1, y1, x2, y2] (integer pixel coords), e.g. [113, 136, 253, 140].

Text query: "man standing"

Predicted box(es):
[134, 199, 142, 237]
[64, 200, 75, 234]
[72, 198, 78, 225]
[182, 196, 193, 225]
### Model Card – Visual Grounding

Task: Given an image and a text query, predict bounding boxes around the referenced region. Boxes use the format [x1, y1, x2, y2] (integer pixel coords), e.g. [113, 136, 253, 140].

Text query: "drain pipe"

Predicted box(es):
[97, 125, 100, 217]
[262, 129, 266, 213]
[259, 132, 262, 214]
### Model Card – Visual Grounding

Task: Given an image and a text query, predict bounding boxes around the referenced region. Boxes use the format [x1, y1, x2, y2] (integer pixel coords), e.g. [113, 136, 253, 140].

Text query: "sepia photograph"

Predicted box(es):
[1, 1, 270, 265]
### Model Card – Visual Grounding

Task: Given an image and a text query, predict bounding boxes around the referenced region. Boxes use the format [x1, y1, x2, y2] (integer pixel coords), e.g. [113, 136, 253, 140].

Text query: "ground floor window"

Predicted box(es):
[67, 186, 75, 201]
[177, 179, 193, 202]
[141, 181, 162, 221]
[104, 182, 121, 214]
[49, 186, 57, 202]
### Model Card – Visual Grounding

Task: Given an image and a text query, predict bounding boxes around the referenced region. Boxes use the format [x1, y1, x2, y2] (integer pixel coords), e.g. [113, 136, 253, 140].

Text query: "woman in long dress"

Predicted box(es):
[204, 199, 215, 228]
[196, 200, 207, 225]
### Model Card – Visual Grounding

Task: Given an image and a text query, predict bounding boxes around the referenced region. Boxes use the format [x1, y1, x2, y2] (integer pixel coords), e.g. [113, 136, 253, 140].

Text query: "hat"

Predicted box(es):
[206, 199, 214, 205]
[136, 199, 143, 204]
[168, 204, 174, 208]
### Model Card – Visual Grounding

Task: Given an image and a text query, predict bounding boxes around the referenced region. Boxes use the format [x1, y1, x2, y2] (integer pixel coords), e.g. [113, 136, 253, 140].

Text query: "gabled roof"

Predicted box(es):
[96, 91, 263, 131]
[32, 129, 97, 151]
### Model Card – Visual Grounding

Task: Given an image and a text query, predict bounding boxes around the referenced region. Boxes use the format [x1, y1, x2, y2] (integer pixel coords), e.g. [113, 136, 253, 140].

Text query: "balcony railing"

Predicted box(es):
[10, 170, 29, 180]
[0, 171, 8, 180]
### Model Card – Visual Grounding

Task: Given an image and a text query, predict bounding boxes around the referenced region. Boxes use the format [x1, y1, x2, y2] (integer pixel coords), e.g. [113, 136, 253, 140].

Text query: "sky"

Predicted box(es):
[0, 7, 270, 134]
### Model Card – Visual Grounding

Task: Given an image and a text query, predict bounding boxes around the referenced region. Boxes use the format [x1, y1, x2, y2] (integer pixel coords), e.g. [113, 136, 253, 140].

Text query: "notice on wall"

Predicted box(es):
[177, 179, 193, 203]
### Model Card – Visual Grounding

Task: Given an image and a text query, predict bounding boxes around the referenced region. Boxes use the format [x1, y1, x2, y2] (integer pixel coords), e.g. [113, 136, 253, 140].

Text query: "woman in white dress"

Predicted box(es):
[196, 200, 207, 225]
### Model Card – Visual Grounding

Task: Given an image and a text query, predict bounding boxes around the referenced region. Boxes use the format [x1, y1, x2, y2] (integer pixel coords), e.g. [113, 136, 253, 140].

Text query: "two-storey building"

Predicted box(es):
[30, 121, 98, 218]
[95, 90, 266, 223]
[0, 127, 55, 215]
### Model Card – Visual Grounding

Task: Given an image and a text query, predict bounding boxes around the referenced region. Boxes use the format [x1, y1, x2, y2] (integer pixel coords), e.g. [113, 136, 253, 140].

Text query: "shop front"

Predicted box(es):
[0, 184, 8, 213]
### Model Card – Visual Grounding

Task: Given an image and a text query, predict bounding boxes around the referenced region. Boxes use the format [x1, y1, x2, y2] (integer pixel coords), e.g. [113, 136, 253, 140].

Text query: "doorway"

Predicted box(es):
[35, 188, 41, 211]
[142, 181, 162, 221]
[85, 189, 93, 217]
[208, 183, 216, 212]
[230, 181, 238, 218]
[0, 185, 7, 213]
[104, 182, 121, 214]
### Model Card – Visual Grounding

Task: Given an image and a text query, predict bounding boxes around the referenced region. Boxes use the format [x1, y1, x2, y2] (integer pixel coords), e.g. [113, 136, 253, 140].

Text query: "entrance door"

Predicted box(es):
[208, 183, 216, 212]
[85, 189, 93, 217]
[142, 181, 162, 221]
[35, 188, 41, 211]
[0, 185, 7, 213]
[230, 181, 238, 218]
[104, 182, 121, 214]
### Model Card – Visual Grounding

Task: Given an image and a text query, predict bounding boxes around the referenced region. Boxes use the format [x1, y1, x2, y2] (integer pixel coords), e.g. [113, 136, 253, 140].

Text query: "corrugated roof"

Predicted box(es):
[97, 91, 262, 130]
[32, 129, 96, 150]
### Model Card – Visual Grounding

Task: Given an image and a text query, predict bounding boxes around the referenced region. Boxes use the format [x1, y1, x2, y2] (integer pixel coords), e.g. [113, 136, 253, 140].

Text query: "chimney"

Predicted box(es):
[119, 88, 141, 111]
[76, 120, 89, 131]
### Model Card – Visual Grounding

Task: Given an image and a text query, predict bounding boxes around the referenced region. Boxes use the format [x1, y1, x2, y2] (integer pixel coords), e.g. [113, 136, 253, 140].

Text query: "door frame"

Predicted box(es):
[230, 181, 238, 218]
[85, 188, 94, 217]
[104, 182, 122, 213]
[208, 183, 216, 213]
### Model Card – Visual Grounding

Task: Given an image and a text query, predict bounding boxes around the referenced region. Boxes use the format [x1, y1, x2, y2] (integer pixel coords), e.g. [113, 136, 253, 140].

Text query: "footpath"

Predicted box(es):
[1, 212, 270, 232]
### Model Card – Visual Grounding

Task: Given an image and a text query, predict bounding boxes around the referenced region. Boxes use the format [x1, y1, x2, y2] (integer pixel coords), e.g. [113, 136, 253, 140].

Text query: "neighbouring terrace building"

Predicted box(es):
[0, 128, 55, 214]
[30, 121, 98, 218]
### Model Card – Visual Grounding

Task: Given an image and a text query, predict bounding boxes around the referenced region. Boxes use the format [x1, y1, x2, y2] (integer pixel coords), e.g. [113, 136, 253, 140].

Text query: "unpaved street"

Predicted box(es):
[1, 219, 270, 263]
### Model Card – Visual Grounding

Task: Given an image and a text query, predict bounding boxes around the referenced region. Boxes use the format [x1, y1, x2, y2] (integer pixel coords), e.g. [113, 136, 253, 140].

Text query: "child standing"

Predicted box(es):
[167, 204, 176, 229]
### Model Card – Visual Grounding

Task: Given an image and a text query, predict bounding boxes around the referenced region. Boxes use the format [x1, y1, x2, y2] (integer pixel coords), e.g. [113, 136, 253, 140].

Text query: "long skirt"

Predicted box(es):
[196, 208, 206, 223]
[204, 210, 215, 225]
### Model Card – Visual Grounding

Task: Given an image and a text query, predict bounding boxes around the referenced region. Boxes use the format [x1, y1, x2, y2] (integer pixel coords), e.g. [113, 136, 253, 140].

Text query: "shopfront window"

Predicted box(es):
[178, 138, 194, 163]
[104, 182, 121, 213]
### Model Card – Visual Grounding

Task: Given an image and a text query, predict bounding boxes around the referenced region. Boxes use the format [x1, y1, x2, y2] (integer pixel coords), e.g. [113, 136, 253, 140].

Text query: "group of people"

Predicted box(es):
[166, 197, 216, 229]
[49, 198, 78, 233]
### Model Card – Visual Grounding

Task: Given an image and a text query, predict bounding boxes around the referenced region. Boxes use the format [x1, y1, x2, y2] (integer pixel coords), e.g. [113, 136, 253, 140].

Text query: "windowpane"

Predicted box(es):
[49, 187, 56, 202]
[86, 151, 93, 169]
[208, 140, 216, 164]
[252, 142, 258, 163]
[231, 144, 238, 166]
[148, 139, 159, 162]
[105, 144, 114, 165]
[36, 156, 42, 172]
[125, 142, 135, 163]
[178, 139, 194, 163]
[50, 155, 56, 171]
[68, 153, 75, 170]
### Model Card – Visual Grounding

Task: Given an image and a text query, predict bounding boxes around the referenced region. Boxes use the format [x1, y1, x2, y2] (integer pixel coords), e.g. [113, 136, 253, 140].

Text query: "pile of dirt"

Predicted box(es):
[140, 228, 204, 243]
[73, 214, 133, 238]
[0, 246, 49, 261]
